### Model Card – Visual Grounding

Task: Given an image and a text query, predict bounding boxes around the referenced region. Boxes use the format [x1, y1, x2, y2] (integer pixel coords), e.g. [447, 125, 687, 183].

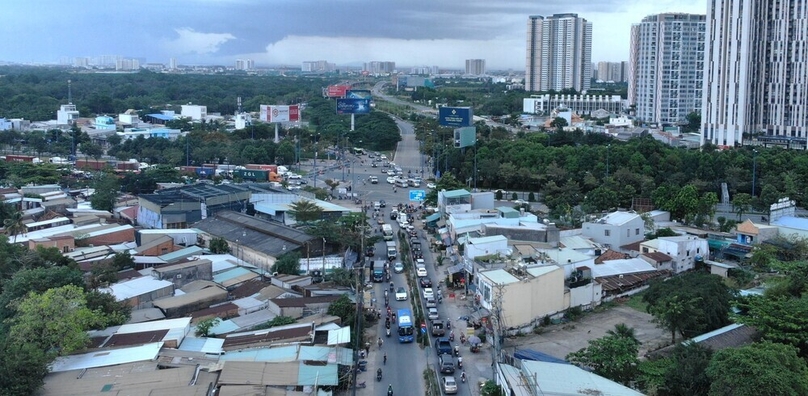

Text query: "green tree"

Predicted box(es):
[272, 251, 301, 275]
[550, 117, 568, 129]
[90, 171, 120, 211]
[7, 285, 112, 356]
[567, 332, 640, 385]
[80, 142, 104, 160]
[731, 193, 753, 220]
[254, 315, 296, 330]
[2, 209, 25, 243]
[644, 273, 735, 342]
[706, 342, 808, 396]
[209, 237, 231, 254]
[664, 342, 714, 396]
[195, 318, 220, 337]
[606, 323, 639, 345]
[0, 266, 85, 322]
[736, 294, 808, 357]
[0, 335, 51, 396]
[287, 199, 324, 225]
[480, 380, 505, 396]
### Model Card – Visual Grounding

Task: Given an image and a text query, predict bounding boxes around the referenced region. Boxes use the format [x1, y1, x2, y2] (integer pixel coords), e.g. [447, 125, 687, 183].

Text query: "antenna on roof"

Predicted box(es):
[67, 79, 72, 104]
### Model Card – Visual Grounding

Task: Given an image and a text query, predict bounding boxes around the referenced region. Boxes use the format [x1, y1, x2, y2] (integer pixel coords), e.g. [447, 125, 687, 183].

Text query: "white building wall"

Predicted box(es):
[181, 105, 207, 121]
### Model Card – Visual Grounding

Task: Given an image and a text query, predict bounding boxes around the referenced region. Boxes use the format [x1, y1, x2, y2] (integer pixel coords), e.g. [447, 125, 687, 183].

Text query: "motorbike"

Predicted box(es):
[457, 357, 463, 369]
[388, 385, 393, 396]
[454, 345, 461, 357]
[386, 327, 391, 337]
[449, 332, 455, 342]
[389, 282, 395, 292]
[377, 368, 383, 382]
[461, 372, 466, 383]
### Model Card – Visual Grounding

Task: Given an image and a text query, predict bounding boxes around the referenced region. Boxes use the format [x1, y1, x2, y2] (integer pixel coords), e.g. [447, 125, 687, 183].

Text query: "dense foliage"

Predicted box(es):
[567, 324, 640, 385]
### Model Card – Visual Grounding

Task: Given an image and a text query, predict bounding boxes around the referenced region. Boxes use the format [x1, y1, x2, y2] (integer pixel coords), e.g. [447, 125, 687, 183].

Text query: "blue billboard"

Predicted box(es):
[336, 98, 371, 114]
[346, 90, 372, 99]
[438, 106, 473, 127]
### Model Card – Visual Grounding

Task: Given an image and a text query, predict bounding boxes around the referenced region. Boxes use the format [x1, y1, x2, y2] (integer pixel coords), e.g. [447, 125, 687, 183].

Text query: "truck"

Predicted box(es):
[435, 337, 452, 355]
[386, 241, 397, 260]
[431, 320, 446, 337]
[411, 240, 422, 259]
[382, 224, 394, 241]
[372, 260, 385, 282]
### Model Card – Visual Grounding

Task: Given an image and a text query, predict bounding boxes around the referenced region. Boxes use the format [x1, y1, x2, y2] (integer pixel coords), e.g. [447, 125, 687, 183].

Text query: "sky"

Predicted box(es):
[0, 0, 707, 70]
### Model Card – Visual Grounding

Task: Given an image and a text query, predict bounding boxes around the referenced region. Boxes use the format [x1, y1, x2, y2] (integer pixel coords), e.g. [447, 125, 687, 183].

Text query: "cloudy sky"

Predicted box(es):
[1, 0, 706, 70]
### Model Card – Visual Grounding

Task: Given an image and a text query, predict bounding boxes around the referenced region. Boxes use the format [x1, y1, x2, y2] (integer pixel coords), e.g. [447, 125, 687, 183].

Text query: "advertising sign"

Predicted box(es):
[346, 89, 372, 99]
[326, 85, 351, 98]
[260, 105, 300, 122]
[336, 98, 371, 114]
[409, 190, 426, 202]
[438, 106, 473, 127]
[453, 126, 477, 148]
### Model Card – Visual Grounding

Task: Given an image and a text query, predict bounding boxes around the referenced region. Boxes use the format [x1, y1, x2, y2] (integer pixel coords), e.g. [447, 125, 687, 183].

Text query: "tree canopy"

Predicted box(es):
[567, 324, 640, 385]
[706, 342, 808, 396]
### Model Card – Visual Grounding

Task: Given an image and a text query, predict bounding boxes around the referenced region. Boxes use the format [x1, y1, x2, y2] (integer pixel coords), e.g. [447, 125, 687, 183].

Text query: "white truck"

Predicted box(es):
[386, 241, 397, 259]
[382, 224, 394, 241]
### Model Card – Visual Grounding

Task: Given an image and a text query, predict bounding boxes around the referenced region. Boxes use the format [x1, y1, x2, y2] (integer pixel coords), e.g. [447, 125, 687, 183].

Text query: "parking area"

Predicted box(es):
[510, 304, 670, 359]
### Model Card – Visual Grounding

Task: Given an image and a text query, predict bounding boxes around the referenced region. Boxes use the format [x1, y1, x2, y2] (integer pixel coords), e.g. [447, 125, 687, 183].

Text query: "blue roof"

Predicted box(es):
[773, 216, 808, 231]
[147, 113, 174, 121]
[514, 349, 569, 364]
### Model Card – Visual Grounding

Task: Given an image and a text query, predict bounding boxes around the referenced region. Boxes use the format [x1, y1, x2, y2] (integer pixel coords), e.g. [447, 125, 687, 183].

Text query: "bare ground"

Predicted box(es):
[505, 304, 671, 359]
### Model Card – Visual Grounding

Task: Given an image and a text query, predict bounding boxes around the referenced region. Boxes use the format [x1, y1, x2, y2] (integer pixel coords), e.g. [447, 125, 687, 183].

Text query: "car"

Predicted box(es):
[416, 265, 428, 277]
[428, 307, 439, 321]
[395, 287, 408, 301]
[442, 376, 458, 394]
[415, 258, 426, 267]
[381, 167, 388, 173]
[287, 174, 302, 180]
[435, 338, 452, 355]
[371, 162, 378, 167]
[298, 179, 308, 184]
[439, 354, 455, 374]
[427, 182, 436, 189]
[420, 277, 433, 288]
[423, 287, 434, 299]
[386, 176, 396, 184]
[387, 170, 397, 176]
[379, 200, 386, 208]
[393, 262, 404, 273]
[390, 210, 399, 220]
[380, 154, 388, 160]
[365, 247, 375, 257]
[369, 176, 379, 184]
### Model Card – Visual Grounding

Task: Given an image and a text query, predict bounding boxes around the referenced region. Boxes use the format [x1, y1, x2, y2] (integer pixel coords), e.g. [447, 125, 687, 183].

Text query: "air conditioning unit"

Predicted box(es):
[176, 274, 182, 279]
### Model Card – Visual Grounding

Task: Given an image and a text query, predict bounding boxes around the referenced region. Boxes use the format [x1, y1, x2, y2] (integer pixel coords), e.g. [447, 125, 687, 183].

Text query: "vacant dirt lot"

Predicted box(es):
[507, 304, 670, 359]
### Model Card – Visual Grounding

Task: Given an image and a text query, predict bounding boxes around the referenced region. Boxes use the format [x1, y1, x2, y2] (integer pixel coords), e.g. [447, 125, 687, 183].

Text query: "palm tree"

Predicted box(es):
[287, 199, 323, 225]
[607, 323, 639, 346]
[3, 209, 25, 243]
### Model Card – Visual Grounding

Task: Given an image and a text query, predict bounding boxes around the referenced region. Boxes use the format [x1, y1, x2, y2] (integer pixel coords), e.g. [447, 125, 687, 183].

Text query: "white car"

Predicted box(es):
[395, 287, 408, 301]
[443, 376, 458, 394]
[423, 287, 434, 300]
[416, 265, 427, 278]
[387, 170, 397, 176]
[428, 307, 439, 320]
[393, 262, 404, 273]
[427, 182, 436, 189]
[415, 258, 426, 267]
[386, 176, 396, 184]
[287, 173, 302, 180]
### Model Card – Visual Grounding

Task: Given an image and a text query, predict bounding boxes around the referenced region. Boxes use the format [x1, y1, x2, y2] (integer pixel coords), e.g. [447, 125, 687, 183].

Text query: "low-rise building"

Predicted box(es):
[639, 235, 708, 273]
[582, 211, 645, 250]
[735, 219, 779, 245]
[103, 276, 174, 309]
[153, 285, 228, 318]
[475, 265, 565, 329]
[137, 184, 250, 229]
[151, 259, 213, 288]
[267, 295, 340, 318]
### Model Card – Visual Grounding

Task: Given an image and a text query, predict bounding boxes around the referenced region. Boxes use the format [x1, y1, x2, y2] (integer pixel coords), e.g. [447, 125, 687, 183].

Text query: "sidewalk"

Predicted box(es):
[439, 287, 493, 395]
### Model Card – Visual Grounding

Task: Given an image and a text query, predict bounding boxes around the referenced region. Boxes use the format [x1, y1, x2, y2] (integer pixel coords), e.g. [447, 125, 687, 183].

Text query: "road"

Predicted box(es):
[339, 117, 485, 396]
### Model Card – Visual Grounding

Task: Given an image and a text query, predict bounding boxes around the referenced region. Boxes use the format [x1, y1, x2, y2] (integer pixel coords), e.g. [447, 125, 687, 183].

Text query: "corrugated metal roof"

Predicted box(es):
[443, 189, 471, 198]
[773, 216, 808, 230]
[178, 336, 225, 354]
[590, 258, 656, 278]
[103, 277, 174, 301]
[559, 235, 596, 250]
[50, 342, 163, 372]
[158, 246, 204, 263]
[521, 360, 644, 396]
[214, 267, 257, 284]
[479, 269, 519, 285]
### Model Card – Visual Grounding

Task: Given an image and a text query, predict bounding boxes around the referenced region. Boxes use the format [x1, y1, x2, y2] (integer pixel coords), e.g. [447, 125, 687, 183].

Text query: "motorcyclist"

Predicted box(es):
[384, 353, 387, 365]
[461, 371, 466, 382]
[377, 368, 383, 381]
[388, 384, 393, 395]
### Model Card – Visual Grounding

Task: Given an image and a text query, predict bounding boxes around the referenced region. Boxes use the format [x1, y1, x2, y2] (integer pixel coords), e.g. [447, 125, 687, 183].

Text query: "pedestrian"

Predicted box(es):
[384, 353, 387, 365]
[365, 343, 370, 356]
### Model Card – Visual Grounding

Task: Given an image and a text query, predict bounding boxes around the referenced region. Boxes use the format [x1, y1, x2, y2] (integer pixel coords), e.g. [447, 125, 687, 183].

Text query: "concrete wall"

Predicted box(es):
[645, 237, 708, 273]
[478, 267, 565, 328]
[152, 260, 213, 289]
[582, 216, 644, 249]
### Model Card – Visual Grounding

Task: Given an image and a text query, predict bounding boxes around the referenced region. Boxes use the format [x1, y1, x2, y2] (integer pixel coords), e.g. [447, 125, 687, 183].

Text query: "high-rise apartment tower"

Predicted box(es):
[525, 14, 592, 92]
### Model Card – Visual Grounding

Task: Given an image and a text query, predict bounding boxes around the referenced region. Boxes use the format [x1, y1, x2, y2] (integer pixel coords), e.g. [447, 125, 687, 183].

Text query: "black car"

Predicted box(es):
[365, 247, 375, 257]
[439, 354, 455, 374]
[379, 200, 386, 208]
[420, 278, 432, 288]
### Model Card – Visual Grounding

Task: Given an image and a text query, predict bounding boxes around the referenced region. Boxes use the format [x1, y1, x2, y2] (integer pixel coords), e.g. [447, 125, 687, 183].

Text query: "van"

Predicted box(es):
[398, 213, 408, 227]
[395, 179, 408, 188]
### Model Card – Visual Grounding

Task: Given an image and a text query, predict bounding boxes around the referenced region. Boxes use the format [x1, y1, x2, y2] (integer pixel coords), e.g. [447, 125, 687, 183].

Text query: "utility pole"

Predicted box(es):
[490, 282, 505, 380]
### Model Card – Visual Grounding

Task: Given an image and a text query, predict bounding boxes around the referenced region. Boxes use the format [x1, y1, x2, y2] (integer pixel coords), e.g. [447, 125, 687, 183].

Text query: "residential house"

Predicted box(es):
[735, 219, 779, 245]
[640, 235, 708, 273]
[582, 211, 645, 250]
[475, 265, 565, 329]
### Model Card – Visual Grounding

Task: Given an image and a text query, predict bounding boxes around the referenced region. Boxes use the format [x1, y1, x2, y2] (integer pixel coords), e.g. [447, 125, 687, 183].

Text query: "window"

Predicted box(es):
[687, 250, 690, 257]
[636, 228, 640, 235]
[627, 229, 631, 238]
[697, 248, 700, 254]
[605, 230, 611, 237]
[642, 247, 649, 253]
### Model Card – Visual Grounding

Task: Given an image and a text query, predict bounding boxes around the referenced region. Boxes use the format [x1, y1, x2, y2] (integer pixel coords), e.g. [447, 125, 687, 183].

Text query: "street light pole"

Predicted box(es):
[752, 149, 758, 197]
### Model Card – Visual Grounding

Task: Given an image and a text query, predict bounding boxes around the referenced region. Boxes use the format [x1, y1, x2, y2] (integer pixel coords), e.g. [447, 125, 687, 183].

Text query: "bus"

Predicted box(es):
[352, 148, 365, 155]
[397, 309, 414, 343]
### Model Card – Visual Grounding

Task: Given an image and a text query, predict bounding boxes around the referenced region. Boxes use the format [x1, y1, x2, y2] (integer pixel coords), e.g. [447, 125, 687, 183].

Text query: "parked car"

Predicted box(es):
[423, 287, 434, 300]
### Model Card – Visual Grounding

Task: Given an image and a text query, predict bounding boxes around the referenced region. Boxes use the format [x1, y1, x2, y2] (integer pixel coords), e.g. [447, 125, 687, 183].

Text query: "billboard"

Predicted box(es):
[346, 89, 372, 99]
[336, 98, 371, 114]
[326, 85, 351, 98]
[260, 105, 300, 122]
[453, 127, 477, 148]
[438, 106, 473, 127]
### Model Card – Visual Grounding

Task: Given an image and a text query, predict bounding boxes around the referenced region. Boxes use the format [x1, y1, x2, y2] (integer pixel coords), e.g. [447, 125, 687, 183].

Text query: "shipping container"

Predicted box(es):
[2, 155, 36, 162]
[233, 169, 269, 182]
[76, 159, 114, 171]
[245, 164, 278, 173]
[116, 162, 139, 171]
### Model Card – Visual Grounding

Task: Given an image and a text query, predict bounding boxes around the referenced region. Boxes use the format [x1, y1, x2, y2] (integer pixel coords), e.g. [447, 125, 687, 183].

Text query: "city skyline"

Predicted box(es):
[1, 0, 707, 70]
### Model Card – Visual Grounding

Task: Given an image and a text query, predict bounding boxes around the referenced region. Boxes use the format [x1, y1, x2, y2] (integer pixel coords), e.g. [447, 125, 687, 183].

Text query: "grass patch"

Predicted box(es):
[624, 292, 648, 312]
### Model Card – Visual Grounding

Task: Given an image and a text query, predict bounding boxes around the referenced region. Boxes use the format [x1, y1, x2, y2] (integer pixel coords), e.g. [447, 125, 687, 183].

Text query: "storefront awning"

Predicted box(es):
[447, 263, 465, 274]
[425, 213, 441, 223]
